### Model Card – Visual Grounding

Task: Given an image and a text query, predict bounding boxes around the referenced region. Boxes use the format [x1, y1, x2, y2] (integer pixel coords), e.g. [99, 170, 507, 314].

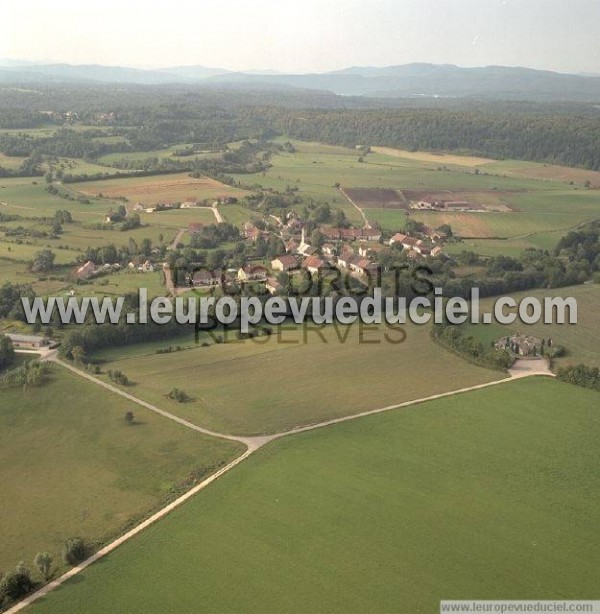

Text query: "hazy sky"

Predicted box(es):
[1, 0, 599, 74]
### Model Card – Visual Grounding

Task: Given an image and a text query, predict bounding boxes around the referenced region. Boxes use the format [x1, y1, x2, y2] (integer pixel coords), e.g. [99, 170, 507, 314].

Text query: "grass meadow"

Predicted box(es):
[0, 365, 242, 575]
[29, 377, 600, 614]
[94, 322, 500, 436]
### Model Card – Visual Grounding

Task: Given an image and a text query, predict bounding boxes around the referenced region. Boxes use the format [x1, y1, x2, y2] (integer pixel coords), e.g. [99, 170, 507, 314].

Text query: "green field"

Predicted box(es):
[29, 377, 600, 614]
[234, 140, 600, 254]
[94, 322, 500, 436]
[0, 365, 242, 574]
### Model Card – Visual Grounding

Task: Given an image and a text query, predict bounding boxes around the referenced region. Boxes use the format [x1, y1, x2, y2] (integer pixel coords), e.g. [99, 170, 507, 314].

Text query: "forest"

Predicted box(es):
[1, 84, 600, 171]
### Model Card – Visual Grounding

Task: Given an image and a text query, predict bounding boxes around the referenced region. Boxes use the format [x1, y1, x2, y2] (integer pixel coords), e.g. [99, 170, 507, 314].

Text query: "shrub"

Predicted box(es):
[107, 369, 130, 386]
[0, 561, 34, 607]
[165, 388, 190, 403]
[62, 537, 87, 566]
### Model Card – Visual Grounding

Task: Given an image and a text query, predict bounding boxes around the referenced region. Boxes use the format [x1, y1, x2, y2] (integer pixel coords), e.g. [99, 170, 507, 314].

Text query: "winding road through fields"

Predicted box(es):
[7, 352, 554, 613]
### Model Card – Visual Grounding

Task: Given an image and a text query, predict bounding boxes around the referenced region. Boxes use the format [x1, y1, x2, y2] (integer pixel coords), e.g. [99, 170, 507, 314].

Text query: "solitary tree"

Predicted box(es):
[124, 411, 134, 425]
[29, 249, 56, 273]
[33, 552, 53, 582]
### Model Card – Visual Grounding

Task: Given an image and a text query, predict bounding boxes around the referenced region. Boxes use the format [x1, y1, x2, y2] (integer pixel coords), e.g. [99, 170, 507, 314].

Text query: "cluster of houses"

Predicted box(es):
[75, 259, 154, 280]
[388, 232, 443, 258]
[223, 215, 446, 294]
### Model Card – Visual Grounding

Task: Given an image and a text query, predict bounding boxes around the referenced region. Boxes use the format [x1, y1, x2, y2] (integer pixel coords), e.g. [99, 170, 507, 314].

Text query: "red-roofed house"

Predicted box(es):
[271, 255, 299, 271]
[303, 255, 328, 275]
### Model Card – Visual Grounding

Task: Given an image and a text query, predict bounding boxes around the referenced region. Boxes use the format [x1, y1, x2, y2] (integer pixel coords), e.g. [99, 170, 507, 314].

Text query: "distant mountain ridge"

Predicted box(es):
[2, 61, 600, 101]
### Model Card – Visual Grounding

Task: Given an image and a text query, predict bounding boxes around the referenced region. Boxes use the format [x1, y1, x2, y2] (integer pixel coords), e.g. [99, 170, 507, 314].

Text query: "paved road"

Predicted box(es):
[6, 356, 554, 613]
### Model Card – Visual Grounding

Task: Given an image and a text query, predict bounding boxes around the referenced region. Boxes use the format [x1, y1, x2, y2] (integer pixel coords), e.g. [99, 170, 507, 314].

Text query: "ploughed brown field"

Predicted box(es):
[343, 187, 407, 209]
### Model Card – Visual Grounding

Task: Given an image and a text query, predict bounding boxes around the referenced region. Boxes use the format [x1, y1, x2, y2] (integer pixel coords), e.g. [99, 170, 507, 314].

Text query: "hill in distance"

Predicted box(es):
[2, 61, 600, 102]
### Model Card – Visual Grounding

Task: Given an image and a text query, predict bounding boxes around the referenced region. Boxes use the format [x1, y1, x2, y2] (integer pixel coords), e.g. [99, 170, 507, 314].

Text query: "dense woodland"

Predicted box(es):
[1, 85, 600, 171]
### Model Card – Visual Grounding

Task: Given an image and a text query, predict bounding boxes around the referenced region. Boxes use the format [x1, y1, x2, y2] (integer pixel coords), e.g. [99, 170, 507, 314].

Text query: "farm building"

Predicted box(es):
[6, 333, 51, 349]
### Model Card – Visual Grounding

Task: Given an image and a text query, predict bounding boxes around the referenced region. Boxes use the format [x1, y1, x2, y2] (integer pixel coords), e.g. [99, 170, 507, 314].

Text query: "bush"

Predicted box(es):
[0, 561, 34, 607]
[165, 388, 190, 403]
[107, 369, 130, 386]
[62, 537, 87, 566]
[557, 364, 600, 391]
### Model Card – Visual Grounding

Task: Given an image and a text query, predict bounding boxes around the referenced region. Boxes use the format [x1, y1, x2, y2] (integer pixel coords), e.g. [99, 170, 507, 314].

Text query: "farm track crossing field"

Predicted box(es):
[72, 173, 247, 205]
[95, 322, 499, 436]
[29, 378, 600, 614]
[0, 365, 243, 575]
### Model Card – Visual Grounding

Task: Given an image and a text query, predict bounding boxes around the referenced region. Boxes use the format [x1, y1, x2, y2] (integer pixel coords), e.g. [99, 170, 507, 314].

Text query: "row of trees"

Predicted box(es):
[557, 364, 600, 391]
